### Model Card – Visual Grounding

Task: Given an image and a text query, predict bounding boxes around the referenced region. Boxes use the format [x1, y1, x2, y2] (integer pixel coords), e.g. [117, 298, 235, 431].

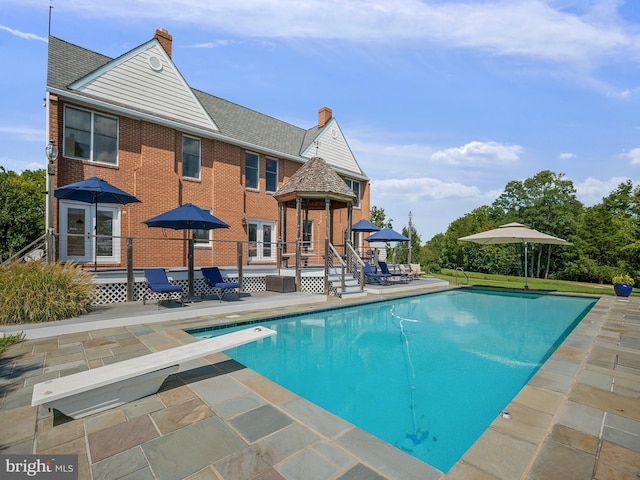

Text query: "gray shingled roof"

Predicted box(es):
[193, 90, 306, 158]
[274, 156, 356, 205]
[47, 36, 326, 165]
[48, 37, 112, 91]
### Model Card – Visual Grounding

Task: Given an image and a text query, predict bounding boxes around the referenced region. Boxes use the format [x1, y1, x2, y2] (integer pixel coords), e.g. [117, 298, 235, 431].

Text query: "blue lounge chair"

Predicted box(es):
[143, 268, 184, 306]
[201, 267, 240, 302]
[363, 262, 392, 284]
[378, 261, 409, 283]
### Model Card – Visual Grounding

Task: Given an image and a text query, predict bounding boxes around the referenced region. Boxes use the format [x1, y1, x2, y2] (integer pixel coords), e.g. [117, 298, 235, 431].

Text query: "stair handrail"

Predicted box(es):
[326, 241, 346, 295]
[455, 266, 469, 285]
[345, 242, 365, 289]
[1, 234, 48, 267]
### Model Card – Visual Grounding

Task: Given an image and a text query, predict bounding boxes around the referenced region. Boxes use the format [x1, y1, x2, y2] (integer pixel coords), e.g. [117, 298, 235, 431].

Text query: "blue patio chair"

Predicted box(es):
[363, 262, 392, 284]
[201, 267, 240, 302]
[378, 261, 409, 283]
[143, 268, 184, 306]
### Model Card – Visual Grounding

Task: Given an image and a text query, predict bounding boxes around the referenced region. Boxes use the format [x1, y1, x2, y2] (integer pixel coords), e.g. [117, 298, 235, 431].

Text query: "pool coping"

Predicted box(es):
[1, 288, 638, 479]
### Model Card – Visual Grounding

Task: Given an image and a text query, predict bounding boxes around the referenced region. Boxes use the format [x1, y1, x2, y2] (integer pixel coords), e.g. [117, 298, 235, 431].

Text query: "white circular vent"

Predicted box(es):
[149, 55, 163, 72]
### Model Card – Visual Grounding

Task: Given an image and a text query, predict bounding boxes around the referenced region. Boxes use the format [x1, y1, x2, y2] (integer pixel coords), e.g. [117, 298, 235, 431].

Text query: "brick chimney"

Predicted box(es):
[318, 106, 332, 128]
[154, 28, 173, 58]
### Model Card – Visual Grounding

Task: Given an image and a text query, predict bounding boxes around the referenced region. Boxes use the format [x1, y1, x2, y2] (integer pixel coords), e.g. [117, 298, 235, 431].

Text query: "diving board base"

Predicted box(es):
[42, 365, 179, 419]
[32, 326, 277, 420]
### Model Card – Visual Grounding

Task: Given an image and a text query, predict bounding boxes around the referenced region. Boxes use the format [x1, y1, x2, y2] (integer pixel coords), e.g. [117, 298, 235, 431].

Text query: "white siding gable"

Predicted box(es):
[69, 41, 217, 132]
[301, 119, 363, 177]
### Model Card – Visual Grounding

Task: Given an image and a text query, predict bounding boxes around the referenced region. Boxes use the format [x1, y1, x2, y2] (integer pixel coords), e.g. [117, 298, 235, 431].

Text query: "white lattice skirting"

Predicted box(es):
[92, 274, 329, 305]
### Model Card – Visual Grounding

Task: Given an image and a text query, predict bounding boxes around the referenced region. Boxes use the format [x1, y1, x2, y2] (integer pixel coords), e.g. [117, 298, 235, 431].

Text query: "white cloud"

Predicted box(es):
[430, 141, 523, 166]
[0, 125, 44, 143]
[371, 177, 482, 201]
[574, 176, 634, 204]
[559, 152, 575, 160]
[0, 25, 47, 42]
[187, 40, 230, 49]
[623, 148, 640, 164]
[11, 0, 639, 66]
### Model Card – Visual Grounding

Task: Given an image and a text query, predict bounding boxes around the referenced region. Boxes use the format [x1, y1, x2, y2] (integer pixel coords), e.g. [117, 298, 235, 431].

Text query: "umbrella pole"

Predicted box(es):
[188, 236, 194, 301]
[94, 201, 98, 271]
[524, 241, 529, 289]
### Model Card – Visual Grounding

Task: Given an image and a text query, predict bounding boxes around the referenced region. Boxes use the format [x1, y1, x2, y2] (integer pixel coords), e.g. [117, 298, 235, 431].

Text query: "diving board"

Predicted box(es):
[31, 326, 276, 419]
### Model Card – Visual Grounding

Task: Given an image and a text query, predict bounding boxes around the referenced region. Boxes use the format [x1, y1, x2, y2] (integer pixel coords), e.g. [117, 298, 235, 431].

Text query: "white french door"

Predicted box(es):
[247, 220, 275, 262]
[60, 202, 120, 265]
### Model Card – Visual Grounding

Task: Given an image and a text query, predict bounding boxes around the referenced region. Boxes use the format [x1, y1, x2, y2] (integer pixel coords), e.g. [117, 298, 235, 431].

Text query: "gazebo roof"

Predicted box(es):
[274, 157, 356, 209]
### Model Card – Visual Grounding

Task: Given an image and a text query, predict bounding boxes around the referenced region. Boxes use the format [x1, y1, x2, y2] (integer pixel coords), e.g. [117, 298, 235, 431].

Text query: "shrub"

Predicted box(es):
[0, 332, 25, 356]
[612, 273, 634, 286]
[0, 261, 95, 325]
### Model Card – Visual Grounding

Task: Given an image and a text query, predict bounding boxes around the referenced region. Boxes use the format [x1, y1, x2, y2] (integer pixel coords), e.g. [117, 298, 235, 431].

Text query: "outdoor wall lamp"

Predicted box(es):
[242, 217, 247, 228]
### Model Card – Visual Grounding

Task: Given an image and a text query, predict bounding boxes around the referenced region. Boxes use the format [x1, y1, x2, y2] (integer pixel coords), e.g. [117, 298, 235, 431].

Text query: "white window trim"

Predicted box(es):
[59, 200, 121, 264]
[265, 157, 278, 193]
[193, 206, 212, 247]
[182, 135, 201, 180]
[245, 151, 260, 190]
[247, 219, 276, 262]
[63, 105, 119, 165]
[345, 178, 361, 208]
[303, 219, 314, 251]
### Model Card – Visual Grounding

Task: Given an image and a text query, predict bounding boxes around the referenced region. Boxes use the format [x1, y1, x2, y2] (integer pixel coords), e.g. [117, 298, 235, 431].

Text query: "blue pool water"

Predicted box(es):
[189, 289, 596, 472]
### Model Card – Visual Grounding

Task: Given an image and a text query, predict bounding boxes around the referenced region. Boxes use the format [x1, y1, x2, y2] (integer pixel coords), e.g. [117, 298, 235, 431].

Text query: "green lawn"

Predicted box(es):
[432, 268, 631, 296]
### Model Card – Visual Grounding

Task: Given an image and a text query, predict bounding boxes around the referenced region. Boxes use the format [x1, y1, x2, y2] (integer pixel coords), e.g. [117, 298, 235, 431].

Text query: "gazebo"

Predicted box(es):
[274, 157, 356, 291]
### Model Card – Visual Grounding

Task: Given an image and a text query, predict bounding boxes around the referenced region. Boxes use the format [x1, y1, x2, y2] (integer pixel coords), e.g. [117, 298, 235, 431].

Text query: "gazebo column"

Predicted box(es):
[295, 197, 302, 291]
[277, 202, 284, 269]
[324, 198, 331, 295]
[346, 203, 353, 255]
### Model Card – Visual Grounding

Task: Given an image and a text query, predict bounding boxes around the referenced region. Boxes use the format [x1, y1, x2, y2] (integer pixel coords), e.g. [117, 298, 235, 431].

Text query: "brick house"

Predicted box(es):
[46, 29, 370, 270]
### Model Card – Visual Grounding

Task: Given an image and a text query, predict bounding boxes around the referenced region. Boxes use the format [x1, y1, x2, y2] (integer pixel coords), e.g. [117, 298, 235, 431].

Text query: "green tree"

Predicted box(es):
[0, 167, 45, 261]
[370, 206, 393, 229]
[563, 181, 640, 283]
[492, 170, 582, 279]
[395, 225, 422, 264]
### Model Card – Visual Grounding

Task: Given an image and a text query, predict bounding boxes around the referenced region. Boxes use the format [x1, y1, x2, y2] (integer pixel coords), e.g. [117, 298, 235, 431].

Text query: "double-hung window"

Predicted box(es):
[345, 178, 361, 207]
[192, 210, 211, 246]
[266, 157, 278, 192]
[182, 136, 201, 179]
[64, 106, 118, 164]
[302, 219, 314, 251]
[245, 152, 259, 189]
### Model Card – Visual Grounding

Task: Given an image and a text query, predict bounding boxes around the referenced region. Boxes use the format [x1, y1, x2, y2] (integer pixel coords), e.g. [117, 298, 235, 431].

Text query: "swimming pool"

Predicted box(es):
[189, 289, 596, 472]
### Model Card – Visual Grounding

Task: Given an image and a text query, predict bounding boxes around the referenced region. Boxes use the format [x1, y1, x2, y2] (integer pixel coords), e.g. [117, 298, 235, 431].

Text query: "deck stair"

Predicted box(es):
[328, 267, 367, 299]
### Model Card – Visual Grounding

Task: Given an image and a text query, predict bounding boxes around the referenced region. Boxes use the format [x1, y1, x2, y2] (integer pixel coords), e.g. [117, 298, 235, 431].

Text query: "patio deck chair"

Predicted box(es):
[363, 262, 392, 284]
[378, 261, 409, 283]
[410, 263, 426, 278]
[201, 267, 240, 302]
[143, 268, 184, 306]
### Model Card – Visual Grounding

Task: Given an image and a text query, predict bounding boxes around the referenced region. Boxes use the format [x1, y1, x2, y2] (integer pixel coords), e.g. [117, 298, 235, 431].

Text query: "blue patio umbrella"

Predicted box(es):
[351, 219, 380, 232]
[364, 227, 409, 243]
[54, 177, 140, 270]
[143, 203, 230, 299]
[142, 203, 229, 230]
[54, 177, 141, 205]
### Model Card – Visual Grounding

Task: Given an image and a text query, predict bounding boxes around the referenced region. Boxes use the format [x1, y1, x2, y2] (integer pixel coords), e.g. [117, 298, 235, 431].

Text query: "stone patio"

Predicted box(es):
[1, 288, 639, 479]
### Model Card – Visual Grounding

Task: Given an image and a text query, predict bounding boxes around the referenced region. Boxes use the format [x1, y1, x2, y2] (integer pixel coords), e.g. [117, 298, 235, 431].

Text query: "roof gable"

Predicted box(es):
[301, 118, 364, 177]
[69, 40, 218, 132]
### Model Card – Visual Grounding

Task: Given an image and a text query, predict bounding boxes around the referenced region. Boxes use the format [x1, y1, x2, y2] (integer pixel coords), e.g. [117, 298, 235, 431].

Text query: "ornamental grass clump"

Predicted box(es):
[0, 261, 95, 325]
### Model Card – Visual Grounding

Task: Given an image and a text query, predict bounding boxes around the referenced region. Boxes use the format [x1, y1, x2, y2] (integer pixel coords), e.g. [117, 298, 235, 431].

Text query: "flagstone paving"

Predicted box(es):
[1, 289, 639, 479]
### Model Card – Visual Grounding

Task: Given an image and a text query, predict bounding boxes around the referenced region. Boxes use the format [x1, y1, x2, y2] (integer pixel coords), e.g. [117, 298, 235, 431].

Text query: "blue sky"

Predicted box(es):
[2, 0, 640, 240]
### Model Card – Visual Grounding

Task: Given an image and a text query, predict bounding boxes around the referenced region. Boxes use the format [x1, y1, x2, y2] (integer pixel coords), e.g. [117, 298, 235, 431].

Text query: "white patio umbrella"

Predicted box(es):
[458, 222, 569, 288]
